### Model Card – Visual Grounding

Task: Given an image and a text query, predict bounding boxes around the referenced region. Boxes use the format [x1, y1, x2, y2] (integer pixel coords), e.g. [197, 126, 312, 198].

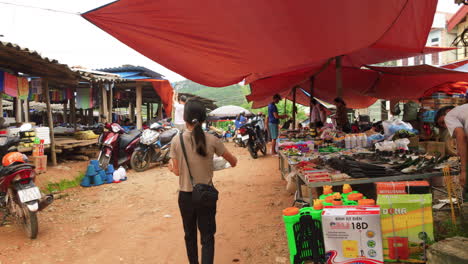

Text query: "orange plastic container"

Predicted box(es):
[347, 193, 363, 201]
[283, 207, 299, 216]
[358, 199, 375, 205]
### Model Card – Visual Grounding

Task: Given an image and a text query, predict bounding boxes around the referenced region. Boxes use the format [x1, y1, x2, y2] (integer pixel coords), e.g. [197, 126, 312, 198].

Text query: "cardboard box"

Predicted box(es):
[377, 194, 434, 263]
[419, 141, 445, 156]
[322, 206, 384, 264]
[375, 181, 430, 195]
[30, 155, 47, 174]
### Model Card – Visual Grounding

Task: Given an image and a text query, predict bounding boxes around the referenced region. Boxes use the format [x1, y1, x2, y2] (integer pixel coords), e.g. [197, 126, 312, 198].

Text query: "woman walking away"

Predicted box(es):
[168, 99, 238, 264]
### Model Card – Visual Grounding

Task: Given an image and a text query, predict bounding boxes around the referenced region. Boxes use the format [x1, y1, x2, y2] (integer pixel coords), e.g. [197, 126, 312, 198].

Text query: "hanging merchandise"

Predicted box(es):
[66, 87, 73, 100]
[17, 77, 29, 100]
[4, 72, 18, 97]
[0, 71, 4, 92]
[76, 88, 93, 109]
[30, 78, 42, 94]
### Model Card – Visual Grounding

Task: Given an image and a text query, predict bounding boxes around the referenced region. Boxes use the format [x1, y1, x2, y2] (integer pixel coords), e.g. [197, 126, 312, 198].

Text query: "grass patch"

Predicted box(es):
[43, 173, 85, 194]
[435, 219, 468, 241]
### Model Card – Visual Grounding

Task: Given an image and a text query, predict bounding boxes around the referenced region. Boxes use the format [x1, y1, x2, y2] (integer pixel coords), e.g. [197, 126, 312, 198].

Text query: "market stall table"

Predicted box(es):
[18, 137, 98, 154]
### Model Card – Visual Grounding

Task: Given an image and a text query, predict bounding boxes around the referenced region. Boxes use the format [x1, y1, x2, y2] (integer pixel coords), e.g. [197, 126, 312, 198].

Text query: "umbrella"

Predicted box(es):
[208, 105, 252, 117]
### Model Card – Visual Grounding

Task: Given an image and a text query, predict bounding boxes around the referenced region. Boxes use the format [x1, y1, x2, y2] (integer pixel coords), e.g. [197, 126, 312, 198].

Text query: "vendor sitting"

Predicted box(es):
[436, 104, 468, 197]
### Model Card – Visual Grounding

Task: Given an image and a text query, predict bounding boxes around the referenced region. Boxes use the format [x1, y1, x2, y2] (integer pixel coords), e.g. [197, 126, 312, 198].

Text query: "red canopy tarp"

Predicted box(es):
[248, 64, 468, 108]
[136, 79, 174, 116]
[248, 65, 379, 109]
[83, 0, 437, 87]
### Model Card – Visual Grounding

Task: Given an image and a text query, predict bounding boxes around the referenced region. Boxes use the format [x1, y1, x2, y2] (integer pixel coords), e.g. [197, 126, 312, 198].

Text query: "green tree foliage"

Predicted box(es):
[174, 80, 309, 124]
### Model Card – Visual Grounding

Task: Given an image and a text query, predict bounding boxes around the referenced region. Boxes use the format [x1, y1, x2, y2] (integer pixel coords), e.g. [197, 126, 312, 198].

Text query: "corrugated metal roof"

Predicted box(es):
[0, 41, 80, 85]
[95, 65, 164, 80]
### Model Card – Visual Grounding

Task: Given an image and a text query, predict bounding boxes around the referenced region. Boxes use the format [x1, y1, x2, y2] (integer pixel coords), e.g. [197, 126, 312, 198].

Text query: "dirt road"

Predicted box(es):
[0, 143, 292, 264]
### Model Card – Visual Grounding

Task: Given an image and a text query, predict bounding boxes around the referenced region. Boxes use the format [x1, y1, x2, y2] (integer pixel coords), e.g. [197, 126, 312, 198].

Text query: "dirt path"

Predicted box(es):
[0, 143, 292, 264]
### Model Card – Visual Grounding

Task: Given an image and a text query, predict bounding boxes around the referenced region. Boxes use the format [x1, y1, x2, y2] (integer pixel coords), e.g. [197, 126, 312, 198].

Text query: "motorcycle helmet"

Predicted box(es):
[2, 152, 26, 166]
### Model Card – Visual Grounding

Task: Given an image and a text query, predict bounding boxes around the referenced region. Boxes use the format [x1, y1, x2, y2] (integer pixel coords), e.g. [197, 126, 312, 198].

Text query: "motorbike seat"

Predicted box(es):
[120, 130, 141, 149]
[159, 129, 178, 145]
[0, 163, 35, 177]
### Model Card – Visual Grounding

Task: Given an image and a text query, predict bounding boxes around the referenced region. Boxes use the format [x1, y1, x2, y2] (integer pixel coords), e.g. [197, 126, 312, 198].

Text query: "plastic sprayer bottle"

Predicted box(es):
[319, 185, 337, 200]
[356, 134, 362, 148]
[361, 133, 368, 148]
[350, 134, 357, 148]
[312, 199, 324, 220]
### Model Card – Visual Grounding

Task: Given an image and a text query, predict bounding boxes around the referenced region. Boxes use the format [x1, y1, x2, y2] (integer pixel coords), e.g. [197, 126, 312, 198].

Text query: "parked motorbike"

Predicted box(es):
[0, 124, 53, 239]
[239, 116, 267, 159]
[97, 122, 141, 170]
[234, 129, 248, 147]
[130, 123, 179, 172]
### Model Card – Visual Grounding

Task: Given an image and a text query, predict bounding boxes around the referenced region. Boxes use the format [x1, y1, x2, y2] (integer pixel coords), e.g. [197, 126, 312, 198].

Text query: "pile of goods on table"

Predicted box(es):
[282, 183, 434, 264]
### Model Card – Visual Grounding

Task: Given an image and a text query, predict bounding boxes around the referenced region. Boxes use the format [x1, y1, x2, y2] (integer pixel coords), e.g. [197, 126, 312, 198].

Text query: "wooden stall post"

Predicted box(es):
[43, 79, 57, 166]
[70, 88, 77, 131]
[63, 100, 68, 124]
[335, 55, 343, 98]
[16, 97, 22, 123]
[136, 82, 143, 129]
[88, 109, 93, 125]
[23, 99, 29, 123]
[292, 86, 297, 130]
[309, 77, 315, 123]
[129, 101, 135, 124]
[108, 83, 113, 122]
[102, 83, 108, 121]
[146, 103, 151, 122]
[157, 103, 163, 119]
[0, 94, 3, 118]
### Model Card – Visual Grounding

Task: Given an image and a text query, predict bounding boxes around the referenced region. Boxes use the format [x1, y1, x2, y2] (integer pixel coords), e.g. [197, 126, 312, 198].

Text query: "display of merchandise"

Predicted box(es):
[377, 194, 434, 263]
[34, 127, 51, 145]
[322, 206, 384, 264]
[283, 207, 326, 264]
[375, 181, 430, 195]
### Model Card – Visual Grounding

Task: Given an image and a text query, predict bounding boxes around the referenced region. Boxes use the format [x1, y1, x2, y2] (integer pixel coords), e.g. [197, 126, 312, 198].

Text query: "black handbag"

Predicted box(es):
[179, 133, 218, 207]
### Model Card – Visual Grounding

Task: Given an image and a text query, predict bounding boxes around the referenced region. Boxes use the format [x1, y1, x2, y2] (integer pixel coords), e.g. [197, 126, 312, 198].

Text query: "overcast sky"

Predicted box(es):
[0, 0, 463, 83]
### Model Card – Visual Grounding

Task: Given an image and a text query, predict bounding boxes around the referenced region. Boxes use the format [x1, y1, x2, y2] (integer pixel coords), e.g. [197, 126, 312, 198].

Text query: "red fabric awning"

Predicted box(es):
[83, 0, 437, 87]
[365, 65, 468, 100]
[249, 64, 468, 108]
[248, 65, 379, 109]
[136, 79, 174, 116]
[441, 59, 468, 70]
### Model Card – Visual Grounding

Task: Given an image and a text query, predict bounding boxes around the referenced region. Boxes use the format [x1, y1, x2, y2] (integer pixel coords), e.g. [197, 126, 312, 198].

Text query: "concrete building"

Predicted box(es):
[447, 5, 468, 63]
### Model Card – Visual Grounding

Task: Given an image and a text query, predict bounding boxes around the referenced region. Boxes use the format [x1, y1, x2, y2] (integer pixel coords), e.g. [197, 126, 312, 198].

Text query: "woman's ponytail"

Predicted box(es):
[192, 119, 207, 157]
[183, 100, 208, 157]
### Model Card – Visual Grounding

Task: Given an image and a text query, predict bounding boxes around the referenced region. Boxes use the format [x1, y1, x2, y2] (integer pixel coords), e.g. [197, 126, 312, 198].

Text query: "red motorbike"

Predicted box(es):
[0, 138, 53, 239]
[97, 122, 141, 169]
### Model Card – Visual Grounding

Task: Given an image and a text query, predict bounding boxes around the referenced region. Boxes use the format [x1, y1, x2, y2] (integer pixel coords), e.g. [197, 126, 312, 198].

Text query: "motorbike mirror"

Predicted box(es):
[19, 123, 32, 132]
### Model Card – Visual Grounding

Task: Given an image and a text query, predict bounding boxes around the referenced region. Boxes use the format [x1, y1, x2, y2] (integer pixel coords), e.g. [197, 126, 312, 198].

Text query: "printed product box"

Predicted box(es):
[322, 206, 384, 264]
[377, 194, 434, 263]
[30, 155, 47, 174]
[375, 181, 430, 195]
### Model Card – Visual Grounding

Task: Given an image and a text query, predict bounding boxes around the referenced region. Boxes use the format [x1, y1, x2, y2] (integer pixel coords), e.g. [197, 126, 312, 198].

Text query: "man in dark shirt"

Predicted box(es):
[268, 94, 288, 155]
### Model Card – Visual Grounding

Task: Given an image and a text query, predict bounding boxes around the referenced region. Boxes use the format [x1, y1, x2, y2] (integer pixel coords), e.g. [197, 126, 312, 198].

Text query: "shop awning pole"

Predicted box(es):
[292, 86, 297, 129]
[43, 78, 57, 166]
[136, 82, 143, 129]
[309, 77, 315, 124]
[336, 55, 343, 98]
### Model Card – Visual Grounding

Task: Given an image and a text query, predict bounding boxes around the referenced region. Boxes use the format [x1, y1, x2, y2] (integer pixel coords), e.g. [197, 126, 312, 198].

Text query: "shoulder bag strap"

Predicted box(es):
[179, 132, 194, 186]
